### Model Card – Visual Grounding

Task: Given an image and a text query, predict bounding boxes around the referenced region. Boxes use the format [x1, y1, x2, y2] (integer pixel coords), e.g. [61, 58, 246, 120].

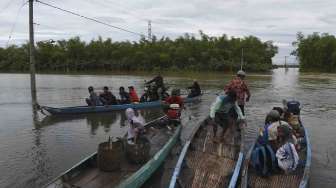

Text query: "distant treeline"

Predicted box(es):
[0, 31, 278, 72]
[292, 32, 336, 72]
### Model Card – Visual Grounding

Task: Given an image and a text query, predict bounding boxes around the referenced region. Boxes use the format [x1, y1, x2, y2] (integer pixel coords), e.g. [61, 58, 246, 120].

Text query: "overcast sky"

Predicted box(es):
[1, 0, 336, 64]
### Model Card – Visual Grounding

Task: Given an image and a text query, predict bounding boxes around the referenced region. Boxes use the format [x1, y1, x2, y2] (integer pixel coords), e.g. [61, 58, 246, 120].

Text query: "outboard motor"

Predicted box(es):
[287, 101, 300, 115]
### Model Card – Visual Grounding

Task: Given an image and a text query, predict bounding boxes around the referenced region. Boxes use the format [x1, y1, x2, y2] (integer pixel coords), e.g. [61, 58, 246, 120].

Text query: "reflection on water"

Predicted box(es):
[39, 108, 163, 135]
[0, 69, 335, 188]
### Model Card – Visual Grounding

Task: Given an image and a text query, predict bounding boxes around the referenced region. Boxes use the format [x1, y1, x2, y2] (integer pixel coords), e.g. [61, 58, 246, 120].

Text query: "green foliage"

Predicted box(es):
[292, 32, 336, 72]
[0, 31, 278, 72]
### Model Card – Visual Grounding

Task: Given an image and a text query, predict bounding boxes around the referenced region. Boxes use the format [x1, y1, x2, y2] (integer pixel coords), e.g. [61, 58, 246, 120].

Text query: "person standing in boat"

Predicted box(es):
[85, 86, 103, 106]
[209, 90, 245, 142]
[99, 86, 117, 105]
[128, 86, 140, 103]
[126, 108, 145, 144]
[187, 80, 201, 98]
[119, 87, 131, 104]
[224, 70, 251, 115]
[146, 73, 167, 99]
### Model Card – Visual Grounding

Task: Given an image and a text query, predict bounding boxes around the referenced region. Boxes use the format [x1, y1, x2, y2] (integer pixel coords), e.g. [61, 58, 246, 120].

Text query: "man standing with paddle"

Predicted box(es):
[224, 70, 251, 115]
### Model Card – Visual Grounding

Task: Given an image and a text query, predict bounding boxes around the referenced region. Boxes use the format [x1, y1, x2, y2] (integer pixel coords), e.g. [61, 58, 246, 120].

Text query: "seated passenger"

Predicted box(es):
[261, 110, 297, 150]
[209, 90, 245, 142]
[119, 87, 131, 104]
[276, 124, 299, 173]
[260, 110, 282, 146]
[166, 104, 182, 121]
[140, 87, 151, 102]
[85, 86, 102, 106]
[128, 86, 140, 103]
[126, 108, 145, 144]
[187, 80, 201, 98]
[99, 86, 117, 105]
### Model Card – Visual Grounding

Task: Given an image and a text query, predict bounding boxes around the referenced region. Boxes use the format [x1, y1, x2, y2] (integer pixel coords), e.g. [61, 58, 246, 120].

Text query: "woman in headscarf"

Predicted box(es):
[126, 108, 145, 144]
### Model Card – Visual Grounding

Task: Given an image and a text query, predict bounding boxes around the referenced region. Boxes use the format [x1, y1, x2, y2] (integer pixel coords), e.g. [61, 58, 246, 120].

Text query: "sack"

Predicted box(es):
[288, 114, 300, 130]
[276, 143, 299, 173]
[251, 145, 277, 176]
[287, 101, 300, 115]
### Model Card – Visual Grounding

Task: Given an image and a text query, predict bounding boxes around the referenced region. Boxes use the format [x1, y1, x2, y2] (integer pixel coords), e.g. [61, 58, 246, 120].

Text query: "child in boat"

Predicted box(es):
[276, 124, 299, 173]
[126, 108, 145, 144]
[209, 90, 245, 142]
[99, 86, 117, 105]
[85, 86, 103, 106]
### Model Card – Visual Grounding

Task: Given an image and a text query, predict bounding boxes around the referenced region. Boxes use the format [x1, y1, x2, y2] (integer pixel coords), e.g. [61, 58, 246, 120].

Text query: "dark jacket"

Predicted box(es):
[100, 91, 117, 105]
[119, 91, 131, 104]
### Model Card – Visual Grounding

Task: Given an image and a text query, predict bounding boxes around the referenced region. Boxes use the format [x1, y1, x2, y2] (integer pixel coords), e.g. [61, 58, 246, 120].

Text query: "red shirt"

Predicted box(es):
[165, 96, 184, 108]
[129, 89, 139, 103]
[224, 77, 250, 105]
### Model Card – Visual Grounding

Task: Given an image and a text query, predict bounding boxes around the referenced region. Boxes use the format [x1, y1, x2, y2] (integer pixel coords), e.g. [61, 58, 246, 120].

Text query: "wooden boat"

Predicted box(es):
[240, 120, 311, 188]
[169, 117, 245, 188]
[44, 116, 182, 188]
[41, 96, 201, 115]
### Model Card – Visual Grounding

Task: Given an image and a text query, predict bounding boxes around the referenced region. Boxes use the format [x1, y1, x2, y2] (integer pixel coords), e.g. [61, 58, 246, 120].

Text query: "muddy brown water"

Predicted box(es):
[0, 68, 335, 187]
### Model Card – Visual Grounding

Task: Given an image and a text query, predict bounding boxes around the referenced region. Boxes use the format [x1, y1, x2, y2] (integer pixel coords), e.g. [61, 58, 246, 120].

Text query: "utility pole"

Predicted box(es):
[285, 56, 288, 68]
[29, 0, 37, 107]
[240, 48, 244, 70]
[148, 20, 152, 41]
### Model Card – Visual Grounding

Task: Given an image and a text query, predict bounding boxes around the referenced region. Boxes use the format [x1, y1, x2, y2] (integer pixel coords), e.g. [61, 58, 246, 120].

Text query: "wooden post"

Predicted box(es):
[240, 48, 244, 70]
[29, 0, 37, 107]
[285, 56, 288, 68]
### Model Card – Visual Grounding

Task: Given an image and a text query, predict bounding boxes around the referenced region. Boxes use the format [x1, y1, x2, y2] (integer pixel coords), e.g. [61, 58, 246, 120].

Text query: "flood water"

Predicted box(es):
[0, 68, 335, 188]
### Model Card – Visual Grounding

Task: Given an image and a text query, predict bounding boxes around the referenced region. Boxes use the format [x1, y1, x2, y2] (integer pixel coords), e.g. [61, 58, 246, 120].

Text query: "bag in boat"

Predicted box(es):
[251, 144, 277, 176]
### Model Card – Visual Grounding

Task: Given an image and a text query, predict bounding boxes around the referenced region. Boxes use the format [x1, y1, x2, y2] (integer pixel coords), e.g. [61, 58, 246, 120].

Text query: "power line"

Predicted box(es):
[6, 1, 28, 46]
[35, 0, 147, 39]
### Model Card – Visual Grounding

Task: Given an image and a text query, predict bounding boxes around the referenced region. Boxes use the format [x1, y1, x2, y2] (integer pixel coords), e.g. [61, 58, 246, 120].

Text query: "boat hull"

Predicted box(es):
[240, 121, 311, 188]
[42, 96, 201, 115]
[44, 116, 182, 188]
[169, 118, 245, 188]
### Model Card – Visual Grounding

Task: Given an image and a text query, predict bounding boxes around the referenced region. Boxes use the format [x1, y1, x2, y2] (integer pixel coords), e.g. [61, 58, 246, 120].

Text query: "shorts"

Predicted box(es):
[214, 112, 229, 128]
[214, 108, 237, 128]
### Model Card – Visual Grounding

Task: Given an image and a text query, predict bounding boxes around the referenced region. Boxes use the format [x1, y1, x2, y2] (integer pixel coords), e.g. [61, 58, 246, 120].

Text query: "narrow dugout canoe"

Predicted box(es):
[169, 117, 245, 188]
[41, 96, 201, 115]
[44, 116, 182, 188]
[240, 120, 311, 188]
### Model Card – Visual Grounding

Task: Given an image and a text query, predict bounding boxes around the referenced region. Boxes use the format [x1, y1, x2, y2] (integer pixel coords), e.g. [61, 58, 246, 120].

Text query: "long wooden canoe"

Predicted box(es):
[41, 96, 201, 115]
[169, 117, 245, 188]
[240, 119, 311, 188]
[44, 116, 182, 188]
